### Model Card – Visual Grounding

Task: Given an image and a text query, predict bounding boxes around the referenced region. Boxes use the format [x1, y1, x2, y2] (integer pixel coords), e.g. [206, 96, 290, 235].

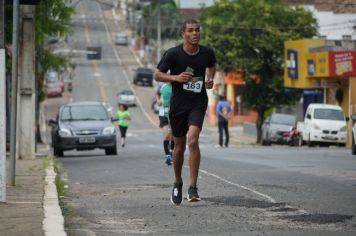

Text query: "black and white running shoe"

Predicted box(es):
[171, 182, 183, 205]
[187, 185, 201, 202]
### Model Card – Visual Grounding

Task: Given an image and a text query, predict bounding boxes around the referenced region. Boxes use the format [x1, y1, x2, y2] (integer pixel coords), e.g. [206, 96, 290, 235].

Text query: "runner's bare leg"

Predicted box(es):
[187, 125, 201, 187]
[172, 136, 186, 183]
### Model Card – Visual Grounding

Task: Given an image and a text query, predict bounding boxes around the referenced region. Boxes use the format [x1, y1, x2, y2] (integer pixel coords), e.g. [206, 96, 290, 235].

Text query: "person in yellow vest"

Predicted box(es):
[117, 103, 130, 148]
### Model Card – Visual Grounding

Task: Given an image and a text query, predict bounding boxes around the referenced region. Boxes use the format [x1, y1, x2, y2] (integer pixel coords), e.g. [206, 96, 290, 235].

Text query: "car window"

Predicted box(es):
[270, 114, 296, 125]
[61, 105, 108, 121]
[120, 90, 133, 95]
[137, 72, 152, 79]
[314, 108, 344, 121]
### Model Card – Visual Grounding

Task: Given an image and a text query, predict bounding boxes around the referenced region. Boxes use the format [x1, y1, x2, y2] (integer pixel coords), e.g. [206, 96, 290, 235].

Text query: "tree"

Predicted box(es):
[141, 0, 182, 40]
[5, 0, 75, 100]
[200, 0, 318, 143]
[35, 0, 75, 101]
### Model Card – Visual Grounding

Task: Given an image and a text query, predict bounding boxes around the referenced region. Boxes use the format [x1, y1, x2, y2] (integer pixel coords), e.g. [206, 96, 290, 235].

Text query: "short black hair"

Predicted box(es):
[181, 19, 200, 33]
[119, 103, 128, 111]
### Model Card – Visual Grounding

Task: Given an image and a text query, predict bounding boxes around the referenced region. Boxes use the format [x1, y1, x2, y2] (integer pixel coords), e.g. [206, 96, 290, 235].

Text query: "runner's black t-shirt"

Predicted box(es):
[157, 44, 216, 112]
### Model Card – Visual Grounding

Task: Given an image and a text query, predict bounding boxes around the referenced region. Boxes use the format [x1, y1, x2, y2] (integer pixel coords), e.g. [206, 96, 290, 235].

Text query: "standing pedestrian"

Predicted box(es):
[216, 95, 232, 148]
[156, 82, 174, 165]
[117, 103, 130, 147]
[154, 19, 216, 205]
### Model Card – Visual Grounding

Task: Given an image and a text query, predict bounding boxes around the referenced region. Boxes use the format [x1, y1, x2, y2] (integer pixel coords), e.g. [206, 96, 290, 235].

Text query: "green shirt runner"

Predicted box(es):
[117, 110, 130, 127]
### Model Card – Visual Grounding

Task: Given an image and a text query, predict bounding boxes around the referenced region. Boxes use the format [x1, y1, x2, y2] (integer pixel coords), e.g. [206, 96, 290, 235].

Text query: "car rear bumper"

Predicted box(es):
[57, 135, 117, 151]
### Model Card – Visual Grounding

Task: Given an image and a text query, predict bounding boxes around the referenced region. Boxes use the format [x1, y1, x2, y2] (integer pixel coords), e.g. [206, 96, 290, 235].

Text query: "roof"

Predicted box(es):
[64, 101, 104, 107]
[307, 103, 343, 110]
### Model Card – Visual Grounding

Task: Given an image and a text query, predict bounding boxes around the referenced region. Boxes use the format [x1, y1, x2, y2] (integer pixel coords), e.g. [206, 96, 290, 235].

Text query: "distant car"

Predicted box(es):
[45, 71, 65, 92]
[351, 114, 356, 155]
[262, 113, 297, 145]
[48, 101, 117, 157]
[117, 90, 136, 107]
[46, 83, 63, 97]
[114, 33, 129, 46]
[63, 76, 72, 92]
[301, 103, 347, 147]
[133, 67, 153, 86]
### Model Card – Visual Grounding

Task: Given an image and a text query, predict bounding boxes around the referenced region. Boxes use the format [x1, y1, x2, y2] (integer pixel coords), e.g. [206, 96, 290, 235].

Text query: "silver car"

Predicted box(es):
[114, 33, 129, 46]
[262, 113, 297, 145]
[117, 90, 136, 107]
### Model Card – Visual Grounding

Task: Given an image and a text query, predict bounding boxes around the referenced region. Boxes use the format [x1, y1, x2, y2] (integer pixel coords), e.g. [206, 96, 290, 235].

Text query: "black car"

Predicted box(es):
[133, 67, 153, 86]
[49, 101, 117, 157]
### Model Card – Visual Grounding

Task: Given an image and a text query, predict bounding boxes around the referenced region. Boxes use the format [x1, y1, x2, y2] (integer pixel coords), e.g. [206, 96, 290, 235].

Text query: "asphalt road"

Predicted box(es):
[44, 1, 356, 235]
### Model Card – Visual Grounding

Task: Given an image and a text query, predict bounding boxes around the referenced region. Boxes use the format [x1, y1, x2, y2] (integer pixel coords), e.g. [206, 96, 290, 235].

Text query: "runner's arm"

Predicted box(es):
[154, 69, 193, 83]
[206, 66, 216, 89]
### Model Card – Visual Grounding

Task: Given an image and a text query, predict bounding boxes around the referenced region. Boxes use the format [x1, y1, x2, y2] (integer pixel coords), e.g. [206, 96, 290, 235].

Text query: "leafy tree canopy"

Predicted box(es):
[142, 0, 182, 39]
[200, 0, 318, 143]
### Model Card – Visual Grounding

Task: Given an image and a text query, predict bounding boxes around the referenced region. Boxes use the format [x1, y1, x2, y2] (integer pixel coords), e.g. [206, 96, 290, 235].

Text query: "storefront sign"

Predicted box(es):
[287, 49, 298, 80]
[329, 51, 356, 77]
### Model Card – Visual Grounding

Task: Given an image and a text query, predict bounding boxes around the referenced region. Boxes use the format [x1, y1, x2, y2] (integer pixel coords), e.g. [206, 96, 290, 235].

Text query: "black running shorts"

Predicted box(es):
[159, 116, 169, 128]
[169, 106, 207, 137]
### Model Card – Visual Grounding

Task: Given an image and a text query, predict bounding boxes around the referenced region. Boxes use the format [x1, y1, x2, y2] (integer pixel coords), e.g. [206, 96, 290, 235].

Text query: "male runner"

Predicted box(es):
[154, 19, 216, 205]
[156, 82, 174, 165]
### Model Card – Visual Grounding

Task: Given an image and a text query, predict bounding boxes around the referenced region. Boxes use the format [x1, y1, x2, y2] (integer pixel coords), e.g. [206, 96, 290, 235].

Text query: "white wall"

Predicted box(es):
[176, 0, 214, 9]
[304, 5, 356, 40]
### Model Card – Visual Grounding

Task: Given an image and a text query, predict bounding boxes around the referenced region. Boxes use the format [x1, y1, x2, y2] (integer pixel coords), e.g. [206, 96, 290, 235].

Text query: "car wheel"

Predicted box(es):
[53, 145, 63, 157]
[352, 133, 356, 155]
[105, 145, 117, 155]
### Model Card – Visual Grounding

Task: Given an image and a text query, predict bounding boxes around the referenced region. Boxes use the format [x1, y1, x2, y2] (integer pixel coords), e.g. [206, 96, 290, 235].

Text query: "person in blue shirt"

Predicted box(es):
[216, 95, 232, 148]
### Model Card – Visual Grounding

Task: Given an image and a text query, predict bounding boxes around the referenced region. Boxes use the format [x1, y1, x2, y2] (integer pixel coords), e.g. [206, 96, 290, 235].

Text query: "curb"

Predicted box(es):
[42, 164, 67, 236]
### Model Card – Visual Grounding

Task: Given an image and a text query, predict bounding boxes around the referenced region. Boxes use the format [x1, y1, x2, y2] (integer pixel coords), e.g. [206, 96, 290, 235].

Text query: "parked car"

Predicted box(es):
[133, 67, 153, 86]
[114, 33, 129, 46]
[262, 113, 297, 145]
[351, 114, 356, 155]
[117, 89, 136, 107]
[48, 101, 117, 157]
[301, 103, 348, 146]
[45, 70, 65, 92]
[46, 83, 63, 97]
[63, 76, 73, 92]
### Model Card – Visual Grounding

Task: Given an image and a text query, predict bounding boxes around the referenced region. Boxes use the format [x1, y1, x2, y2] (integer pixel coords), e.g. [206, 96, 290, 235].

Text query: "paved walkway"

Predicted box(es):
[0, 158, 45, 236]
[0, 142, 65, 236]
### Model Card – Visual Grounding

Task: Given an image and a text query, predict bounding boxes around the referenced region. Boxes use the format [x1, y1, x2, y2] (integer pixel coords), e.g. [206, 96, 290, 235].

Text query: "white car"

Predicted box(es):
[114, 33, 129, 46]
[302, 103, 348, 146]
[351, 114, 356, 155]
[117, 90, 136, 107]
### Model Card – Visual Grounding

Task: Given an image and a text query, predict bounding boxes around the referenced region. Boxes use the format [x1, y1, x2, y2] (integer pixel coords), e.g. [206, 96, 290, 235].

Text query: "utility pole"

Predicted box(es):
[0, 0, 6, 202]
[9, 0, 20, 186]
[156, 5, 161, 63]
[18, 4, 36, 160]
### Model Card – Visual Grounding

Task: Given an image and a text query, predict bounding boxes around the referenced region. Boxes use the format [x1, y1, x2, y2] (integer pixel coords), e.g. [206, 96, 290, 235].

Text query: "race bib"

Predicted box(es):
[183, 77, 203, 93]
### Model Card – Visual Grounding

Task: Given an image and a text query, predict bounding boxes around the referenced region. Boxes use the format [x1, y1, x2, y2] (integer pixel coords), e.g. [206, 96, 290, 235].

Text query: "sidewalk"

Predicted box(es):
[0, 143, 66, 236]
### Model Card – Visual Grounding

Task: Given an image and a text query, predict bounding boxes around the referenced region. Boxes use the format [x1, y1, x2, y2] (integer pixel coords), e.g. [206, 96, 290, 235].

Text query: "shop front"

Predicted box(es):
[284, 39, 356, 146]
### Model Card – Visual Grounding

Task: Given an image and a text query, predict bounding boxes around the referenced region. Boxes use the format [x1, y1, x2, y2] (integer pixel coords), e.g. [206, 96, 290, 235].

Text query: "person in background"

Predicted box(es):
[156, 82, 174, 165]
[216, 95, 232, 148]
[117, 103, 130, 147]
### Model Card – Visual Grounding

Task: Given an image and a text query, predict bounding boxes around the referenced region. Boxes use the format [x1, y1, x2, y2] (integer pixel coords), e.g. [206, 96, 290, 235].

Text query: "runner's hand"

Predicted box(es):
[175, 72, 193, 83]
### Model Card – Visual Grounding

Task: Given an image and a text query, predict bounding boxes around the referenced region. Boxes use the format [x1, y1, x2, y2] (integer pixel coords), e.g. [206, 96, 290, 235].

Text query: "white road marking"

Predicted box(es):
[197, 168, 277, 203]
